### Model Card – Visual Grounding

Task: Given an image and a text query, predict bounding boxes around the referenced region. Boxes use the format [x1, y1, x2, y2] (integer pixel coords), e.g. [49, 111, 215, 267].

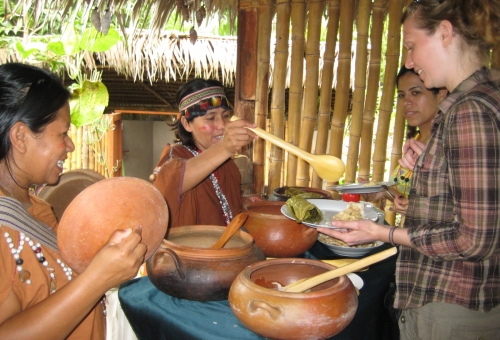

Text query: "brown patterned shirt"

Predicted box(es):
[395, 68, 500, 311]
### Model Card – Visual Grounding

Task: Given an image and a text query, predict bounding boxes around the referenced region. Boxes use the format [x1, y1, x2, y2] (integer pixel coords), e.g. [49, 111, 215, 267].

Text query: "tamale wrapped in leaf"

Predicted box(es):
[286, 196, 323, 224]
[295, 192, 323, 199]
[284, 187, 323, 199]
[284, 187, 304, 197]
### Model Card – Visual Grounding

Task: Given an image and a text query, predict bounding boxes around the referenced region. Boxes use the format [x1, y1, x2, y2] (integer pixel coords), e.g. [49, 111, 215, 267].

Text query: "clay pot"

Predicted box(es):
[38, 169, 105, 221]
[272, 186, 332, 201]
[57, 177, 169, 274]
[242, 201, 318, 257]
[147, 225, 266, 301]
[228, 258, 358, 340]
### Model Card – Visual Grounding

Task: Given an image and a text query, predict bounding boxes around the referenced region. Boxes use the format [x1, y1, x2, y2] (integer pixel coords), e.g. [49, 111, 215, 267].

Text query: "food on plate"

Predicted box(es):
[332, 202, 364, 221]
[284, 187, 323, 199]
[363, 180, 378, 186]
[319, 234, 377, 248]
[319, 202, 377, 248]
[285, 196, 323, 224]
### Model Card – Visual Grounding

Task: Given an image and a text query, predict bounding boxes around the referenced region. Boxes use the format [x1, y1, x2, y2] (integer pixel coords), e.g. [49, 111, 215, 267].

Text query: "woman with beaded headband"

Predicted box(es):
[151, 78, 261, 229]
[319, 1, 500, 339]
[0, 63, 146, 339]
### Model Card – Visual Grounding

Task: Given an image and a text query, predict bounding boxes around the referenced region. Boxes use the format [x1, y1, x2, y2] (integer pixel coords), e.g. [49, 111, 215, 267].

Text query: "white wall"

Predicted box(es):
[122, 120, 176, 181]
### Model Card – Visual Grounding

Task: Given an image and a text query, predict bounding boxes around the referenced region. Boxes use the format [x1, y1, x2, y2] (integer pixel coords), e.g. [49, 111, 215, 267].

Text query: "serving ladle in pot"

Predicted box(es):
[230, 116, 345, 182]
[277, 247, 397, 293]
[210, 213, 249, 249]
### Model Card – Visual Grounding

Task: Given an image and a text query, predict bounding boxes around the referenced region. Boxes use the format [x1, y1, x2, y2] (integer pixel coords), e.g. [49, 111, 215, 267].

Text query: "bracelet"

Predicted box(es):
[389, 226, 397, 246]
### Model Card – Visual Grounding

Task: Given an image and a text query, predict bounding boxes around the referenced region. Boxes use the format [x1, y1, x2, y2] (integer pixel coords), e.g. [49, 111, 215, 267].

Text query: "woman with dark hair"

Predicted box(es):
[361, 66, 447, 216]
[0, 63, 145, 339]
[390, 66, 447, 215]
[320, 1, 500, 338]
[151, 78, 260, 229]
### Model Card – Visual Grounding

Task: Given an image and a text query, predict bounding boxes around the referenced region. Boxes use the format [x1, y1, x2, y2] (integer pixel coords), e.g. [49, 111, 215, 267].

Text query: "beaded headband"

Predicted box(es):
[179, 86, 231, 119]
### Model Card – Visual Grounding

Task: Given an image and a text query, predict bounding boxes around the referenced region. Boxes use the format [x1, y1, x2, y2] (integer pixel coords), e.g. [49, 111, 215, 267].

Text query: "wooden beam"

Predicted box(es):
[139, 82, 176, 107]
[112, 109, 180, 120]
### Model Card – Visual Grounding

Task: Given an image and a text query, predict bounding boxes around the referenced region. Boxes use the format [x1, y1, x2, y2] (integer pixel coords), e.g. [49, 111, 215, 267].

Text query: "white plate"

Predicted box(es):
[327, 181, 396, 194]
[347, 273, 364, 290]
[280, 199, 383, 229]
[318, 239, 385, 257]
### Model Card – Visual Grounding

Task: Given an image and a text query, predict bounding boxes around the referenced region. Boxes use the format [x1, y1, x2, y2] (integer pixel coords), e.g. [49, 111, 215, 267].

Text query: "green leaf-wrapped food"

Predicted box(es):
[286, 196, 323, 224]
[284, 187, 323, 199]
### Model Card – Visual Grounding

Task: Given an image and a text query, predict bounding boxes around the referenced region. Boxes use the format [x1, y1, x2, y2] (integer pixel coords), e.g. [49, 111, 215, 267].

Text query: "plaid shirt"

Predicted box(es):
[395, 68, 500, 311]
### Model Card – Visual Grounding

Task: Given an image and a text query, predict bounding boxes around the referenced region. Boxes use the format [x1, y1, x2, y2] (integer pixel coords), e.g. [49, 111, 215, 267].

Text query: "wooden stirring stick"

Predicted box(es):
[282, 247, 397, 293]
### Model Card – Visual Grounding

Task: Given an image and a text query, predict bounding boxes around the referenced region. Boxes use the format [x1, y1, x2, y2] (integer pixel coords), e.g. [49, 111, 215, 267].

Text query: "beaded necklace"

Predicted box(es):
[183, 144, 234, 225]
[4, 231, 72, 293]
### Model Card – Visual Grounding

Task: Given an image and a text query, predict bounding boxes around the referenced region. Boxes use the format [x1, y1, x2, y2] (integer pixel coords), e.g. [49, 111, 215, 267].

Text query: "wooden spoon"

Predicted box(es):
[280, 247, 397, 293]
[230, 116, 345, 182]
[209, 213, 248, 249]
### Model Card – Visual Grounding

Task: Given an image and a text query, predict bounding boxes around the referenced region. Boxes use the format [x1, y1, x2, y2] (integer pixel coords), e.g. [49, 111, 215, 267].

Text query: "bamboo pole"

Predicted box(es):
[344, 0, 371, 183]
[88, 141, 95, 171]
[254, 0, 275, 195]
[327, 0, 355, 187]
[384, 50, 408, 226]
[268, 0, 291, 192]
[296, 0, 324, 187]
[372, 0, 404, 182]
[359, 0, 386, 182]
[82, 126, 89, 169]
[286, 0, 306, 187]
[312, 0, 341, 189]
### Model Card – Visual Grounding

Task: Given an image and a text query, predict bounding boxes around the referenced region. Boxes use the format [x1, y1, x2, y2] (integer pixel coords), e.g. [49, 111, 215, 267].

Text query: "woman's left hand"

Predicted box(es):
[242, 194, 266, 206]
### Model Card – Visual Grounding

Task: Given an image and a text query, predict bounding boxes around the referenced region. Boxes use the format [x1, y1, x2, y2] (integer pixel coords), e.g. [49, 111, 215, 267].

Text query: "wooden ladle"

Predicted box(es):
[280, 247, 397, 293]
[230, 116, 345, 182]
[210, 213, 249, 249]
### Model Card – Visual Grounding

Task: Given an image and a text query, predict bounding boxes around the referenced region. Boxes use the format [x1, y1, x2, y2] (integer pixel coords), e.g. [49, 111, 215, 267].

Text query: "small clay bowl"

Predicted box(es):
[242, 201, 318, 257]
[229, 258, 358, 340]
[57, 177, 169, 274]
[272, 186, 332, 201]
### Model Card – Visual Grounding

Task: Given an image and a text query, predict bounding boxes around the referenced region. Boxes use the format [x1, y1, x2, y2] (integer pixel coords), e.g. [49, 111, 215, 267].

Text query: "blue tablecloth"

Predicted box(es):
[119, 242, 399, 340]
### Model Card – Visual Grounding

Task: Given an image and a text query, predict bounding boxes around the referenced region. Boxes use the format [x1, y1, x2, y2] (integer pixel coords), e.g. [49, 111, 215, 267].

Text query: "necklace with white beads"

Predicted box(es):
[4, 231, 72, 294]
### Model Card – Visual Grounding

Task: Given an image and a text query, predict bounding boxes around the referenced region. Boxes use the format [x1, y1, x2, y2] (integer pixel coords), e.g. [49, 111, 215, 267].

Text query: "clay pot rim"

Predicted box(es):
[162, 225, 256, 259]
[242, 201, 294, 220]
[238, 258, 353, 298]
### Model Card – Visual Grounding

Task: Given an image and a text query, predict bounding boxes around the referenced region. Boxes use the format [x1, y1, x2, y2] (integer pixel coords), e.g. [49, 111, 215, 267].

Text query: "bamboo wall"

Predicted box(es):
[64, 113, 123, 178]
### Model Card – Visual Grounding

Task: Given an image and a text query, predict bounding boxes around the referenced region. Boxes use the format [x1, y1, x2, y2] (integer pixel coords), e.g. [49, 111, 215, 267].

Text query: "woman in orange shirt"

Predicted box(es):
[0, 63, 145, 339]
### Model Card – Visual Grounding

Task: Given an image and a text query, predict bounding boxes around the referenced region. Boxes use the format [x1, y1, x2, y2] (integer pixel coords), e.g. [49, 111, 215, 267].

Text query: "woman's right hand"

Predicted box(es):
[399, 138, 426, 169]
[85, 225, 147, 290]
[221, 119, 258, 155]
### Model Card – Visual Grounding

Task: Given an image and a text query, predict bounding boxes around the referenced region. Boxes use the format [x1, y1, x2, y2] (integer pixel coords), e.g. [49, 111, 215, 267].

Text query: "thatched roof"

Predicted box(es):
[1, 0, 357, 112]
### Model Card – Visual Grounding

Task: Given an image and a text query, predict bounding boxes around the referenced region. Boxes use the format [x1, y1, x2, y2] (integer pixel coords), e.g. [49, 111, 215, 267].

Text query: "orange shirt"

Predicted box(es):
[0, 190, 105, 339]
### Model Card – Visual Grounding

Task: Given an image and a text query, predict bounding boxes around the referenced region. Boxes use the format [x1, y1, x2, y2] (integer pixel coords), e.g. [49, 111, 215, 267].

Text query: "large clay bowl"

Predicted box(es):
[242, 201, 318, 257]
[229, 258, 358, 340]
[38, 169, 105, 221]
[147, 225, 266, 301]
[272, 186, 332, 201]
[57, 177, 169, 274]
